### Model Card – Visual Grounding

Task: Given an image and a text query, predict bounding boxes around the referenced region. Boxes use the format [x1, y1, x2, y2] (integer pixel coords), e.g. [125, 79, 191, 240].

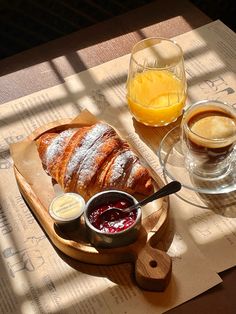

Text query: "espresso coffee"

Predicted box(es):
[182, 100, 236, 178]
[185, 109, 236, 163]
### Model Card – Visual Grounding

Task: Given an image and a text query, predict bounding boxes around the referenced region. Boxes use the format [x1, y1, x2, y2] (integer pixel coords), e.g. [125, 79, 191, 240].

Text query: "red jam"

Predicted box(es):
[88, 199, 137, 233]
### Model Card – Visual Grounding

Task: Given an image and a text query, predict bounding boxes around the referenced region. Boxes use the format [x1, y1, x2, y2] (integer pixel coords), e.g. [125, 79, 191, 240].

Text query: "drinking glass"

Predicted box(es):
[181, 100, 236, 179]
[127, 37, 187, 126]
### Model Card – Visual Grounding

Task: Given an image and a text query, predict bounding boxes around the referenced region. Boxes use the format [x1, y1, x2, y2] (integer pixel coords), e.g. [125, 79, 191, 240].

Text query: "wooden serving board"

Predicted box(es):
[12, 115, 171, 291]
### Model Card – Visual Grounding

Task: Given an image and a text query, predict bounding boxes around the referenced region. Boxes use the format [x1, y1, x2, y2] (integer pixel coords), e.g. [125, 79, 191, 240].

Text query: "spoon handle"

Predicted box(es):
[124, 181, 181, 212]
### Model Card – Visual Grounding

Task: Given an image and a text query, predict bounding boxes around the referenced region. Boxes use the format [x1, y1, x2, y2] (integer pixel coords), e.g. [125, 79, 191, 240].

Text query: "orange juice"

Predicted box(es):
[127, 70, 186, 126]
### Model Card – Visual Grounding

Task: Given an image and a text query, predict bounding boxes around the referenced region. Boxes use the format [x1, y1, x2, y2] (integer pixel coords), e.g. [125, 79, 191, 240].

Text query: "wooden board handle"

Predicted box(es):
[134, 243, 172, 291]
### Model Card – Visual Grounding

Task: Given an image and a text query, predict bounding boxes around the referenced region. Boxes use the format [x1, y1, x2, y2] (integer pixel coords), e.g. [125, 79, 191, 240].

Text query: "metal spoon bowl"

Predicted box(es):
[100, 181, 181, 221]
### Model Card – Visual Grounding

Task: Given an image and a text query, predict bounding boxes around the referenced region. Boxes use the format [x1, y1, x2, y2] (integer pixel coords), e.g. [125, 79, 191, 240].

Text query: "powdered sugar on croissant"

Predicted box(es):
[36, 122, 154, 199]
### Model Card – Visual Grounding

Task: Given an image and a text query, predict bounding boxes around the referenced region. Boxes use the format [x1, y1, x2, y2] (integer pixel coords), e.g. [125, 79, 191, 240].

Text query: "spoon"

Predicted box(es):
[100, 181, 181, 221]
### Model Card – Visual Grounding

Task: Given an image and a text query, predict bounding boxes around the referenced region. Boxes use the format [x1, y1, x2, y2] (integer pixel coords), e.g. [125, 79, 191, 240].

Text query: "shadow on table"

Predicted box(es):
[0, 0, 211, 76]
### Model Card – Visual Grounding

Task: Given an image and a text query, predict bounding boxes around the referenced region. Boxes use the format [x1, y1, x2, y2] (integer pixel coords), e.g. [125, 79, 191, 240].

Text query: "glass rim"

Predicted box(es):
[130, 37, 184, 70]
[183, 99, 236, 142]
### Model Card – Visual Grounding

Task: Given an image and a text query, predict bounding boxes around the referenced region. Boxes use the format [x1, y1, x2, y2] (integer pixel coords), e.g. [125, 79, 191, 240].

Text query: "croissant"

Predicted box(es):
[36, 122, 154, 199]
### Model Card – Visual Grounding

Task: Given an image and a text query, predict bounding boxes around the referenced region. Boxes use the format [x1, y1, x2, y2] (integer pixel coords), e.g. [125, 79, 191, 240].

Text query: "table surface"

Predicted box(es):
[1, 0, 235, 313]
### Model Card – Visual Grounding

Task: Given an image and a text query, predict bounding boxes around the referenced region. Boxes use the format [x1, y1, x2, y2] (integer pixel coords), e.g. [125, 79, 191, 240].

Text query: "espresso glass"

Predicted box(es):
[181, 100, 236, 179]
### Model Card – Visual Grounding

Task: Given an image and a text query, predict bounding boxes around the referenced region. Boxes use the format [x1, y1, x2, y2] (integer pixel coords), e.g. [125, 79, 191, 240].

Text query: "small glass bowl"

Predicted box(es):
[84, 190, 141, 248]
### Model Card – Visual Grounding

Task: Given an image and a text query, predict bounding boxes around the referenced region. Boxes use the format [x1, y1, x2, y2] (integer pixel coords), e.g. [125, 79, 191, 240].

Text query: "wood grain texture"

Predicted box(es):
[0, 0, 211, 105]
[14, 120, 171, 291]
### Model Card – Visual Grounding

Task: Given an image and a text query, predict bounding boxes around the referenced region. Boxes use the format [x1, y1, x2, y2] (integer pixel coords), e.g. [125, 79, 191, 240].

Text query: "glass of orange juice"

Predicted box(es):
[127, 37, 187, 126]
